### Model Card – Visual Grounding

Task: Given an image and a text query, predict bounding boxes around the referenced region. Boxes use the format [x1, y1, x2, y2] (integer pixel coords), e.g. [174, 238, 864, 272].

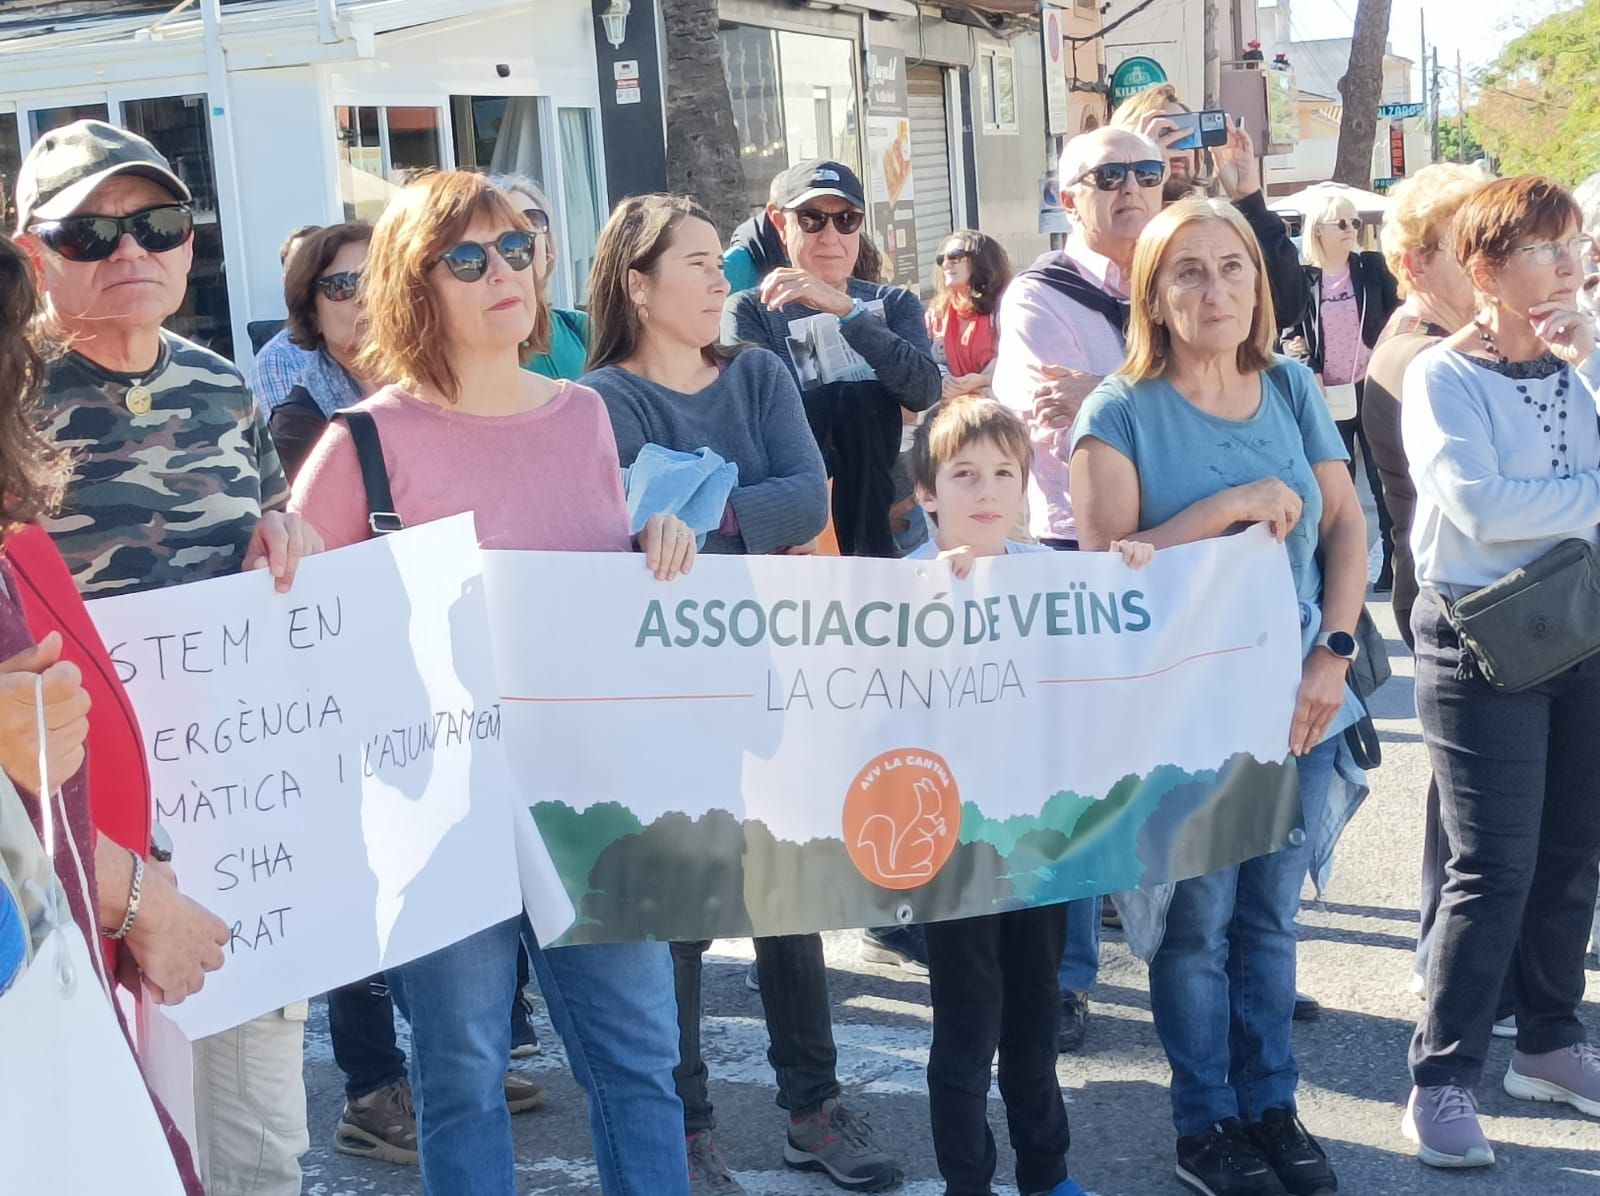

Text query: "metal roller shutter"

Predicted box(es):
[907, 65, 952, 297]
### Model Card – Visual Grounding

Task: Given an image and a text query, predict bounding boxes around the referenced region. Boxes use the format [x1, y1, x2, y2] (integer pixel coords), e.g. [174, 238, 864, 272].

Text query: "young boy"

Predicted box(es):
[907, 397, 1150, 1196]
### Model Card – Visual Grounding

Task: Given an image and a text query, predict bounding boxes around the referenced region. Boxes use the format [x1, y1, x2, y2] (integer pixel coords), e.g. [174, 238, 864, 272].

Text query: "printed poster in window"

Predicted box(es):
[864, 46, 919, 289]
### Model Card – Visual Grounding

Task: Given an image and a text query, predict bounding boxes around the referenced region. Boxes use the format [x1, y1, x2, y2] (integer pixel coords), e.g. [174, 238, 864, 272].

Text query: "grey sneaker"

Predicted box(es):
[335, 1080, 418, 1165]
[784, 1098, 903, 1191]
[1401, 1085, 1494, 1168]
[1504, 1043, 1600, 1117]
[503, 1071, 546, 1114]
[686, 1130, 745, 1195]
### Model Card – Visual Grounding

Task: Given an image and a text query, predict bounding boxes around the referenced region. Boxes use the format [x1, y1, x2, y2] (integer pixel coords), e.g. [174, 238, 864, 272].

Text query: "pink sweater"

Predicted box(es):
[289, 382, 633, 553]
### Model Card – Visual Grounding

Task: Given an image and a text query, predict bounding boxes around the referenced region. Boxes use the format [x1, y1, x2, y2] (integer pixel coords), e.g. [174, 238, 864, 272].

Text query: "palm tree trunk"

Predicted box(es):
[661, 0, 748, 236]
[1333, 0, 1394, 186]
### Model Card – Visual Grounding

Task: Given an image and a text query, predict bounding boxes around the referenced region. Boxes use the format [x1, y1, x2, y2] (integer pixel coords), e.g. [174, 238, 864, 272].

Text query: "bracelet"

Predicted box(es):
[103, 849, 144, 940]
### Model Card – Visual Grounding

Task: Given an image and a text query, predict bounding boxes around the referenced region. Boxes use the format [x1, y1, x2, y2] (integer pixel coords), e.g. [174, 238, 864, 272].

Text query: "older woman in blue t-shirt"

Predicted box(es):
[1070, 197, 1368, 1196]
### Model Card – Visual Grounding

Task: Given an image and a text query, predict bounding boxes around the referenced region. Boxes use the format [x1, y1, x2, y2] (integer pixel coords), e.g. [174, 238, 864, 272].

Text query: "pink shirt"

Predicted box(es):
[1319, 269, 1372, 387]
[289, 382, 632, 553]
[991, 235, 1131, 541]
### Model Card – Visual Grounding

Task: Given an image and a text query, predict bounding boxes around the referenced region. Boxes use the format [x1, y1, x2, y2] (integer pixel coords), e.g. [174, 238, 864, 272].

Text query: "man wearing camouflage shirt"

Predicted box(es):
[16, 120, 321, 1196]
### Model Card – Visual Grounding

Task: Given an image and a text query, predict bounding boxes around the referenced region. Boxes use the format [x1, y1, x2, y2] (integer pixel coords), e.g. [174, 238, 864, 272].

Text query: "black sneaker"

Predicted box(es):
[1247, 1108, 1337, 1196]
[509, 991, 541, 1059]
[1175, 1119, 1287, 1196]
[1058, 990, 1089, 1053]
[1292, 993, 1322, 1022]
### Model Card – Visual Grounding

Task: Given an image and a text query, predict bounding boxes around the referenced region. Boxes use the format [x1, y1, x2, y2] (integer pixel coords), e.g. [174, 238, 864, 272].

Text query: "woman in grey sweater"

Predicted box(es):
[581, 194, 900, 1196]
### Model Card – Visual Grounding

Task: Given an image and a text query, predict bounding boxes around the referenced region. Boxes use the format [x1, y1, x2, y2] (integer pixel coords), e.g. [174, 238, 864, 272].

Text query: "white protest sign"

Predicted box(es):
[485, 525, 1305, 944]
[88, 514, 539, 1040]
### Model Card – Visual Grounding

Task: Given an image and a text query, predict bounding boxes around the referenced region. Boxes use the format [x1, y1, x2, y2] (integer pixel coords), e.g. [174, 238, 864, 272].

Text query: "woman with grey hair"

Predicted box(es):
[490, 173, 591, 378]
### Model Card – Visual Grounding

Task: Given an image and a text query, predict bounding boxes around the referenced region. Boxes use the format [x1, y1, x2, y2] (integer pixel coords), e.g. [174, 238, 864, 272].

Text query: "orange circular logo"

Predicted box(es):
[843, 749, 961, 890]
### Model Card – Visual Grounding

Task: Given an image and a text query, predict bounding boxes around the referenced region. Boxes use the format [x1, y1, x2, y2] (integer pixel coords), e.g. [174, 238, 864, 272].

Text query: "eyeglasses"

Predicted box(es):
[313, 271, 361, 302]
[434, 230, 537, 282]
[1070, 160, 1166, 192]
[521, 208, 551, 235]
[793, 208, 865, 235]
[1509, 236, 1595, 269]
[936, 249, 970, 266]
[1318, 218, 1363, 232]
[30, 204, 194, 262]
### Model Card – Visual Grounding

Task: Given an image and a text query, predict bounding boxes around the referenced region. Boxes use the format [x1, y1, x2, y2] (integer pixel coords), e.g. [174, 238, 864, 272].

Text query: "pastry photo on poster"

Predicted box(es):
[864, 45, 919, 288]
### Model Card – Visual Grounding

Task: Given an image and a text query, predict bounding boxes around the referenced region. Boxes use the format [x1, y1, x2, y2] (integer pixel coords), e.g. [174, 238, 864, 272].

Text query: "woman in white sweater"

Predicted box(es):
[1399, 175, 1600, 1170]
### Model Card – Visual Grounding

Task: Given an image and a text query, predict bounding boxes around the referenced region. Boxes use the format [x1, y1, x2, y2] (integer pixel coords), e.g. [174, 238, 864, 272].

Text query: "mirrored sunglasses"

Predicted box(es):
[31, 204, 194, 262]
[1318, 218, 1363, 232]
[793, 208, 865, 235]
[313, 271, 361, 302]
[1071, 160, 1166, 192]
[435, 230, 537, 282]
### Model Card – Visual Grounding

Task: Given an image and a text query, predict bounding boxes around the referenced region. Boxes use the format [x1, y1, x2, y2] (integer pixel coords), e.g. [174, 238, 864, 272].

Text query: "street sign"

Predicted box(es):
[1110, 56, 1167, 107]
[1373, 178, 1399, 191]
[1042, 1, 1070, 136]
[1377, 102, 1425, 120]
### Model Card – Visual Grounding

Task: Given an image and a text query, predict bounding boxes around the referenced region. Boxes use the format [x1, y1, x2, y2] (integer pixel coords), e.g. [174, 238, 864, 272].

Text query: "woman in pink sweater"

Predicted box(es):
[290, 171, 693, 1196]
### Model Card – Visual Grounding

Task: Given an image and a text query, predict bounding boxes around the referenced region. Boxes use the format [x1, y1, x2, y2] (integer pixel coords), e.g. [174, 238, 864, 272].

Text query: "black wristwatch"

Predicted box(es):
[149, 823, 174, 863]
[1315, 630, 1359, 663]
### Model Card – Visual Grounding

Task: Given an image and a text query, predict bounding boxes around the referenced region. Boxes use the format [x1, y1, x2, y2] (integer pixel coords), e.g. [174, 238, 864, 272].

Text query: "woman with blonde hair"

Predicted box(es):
[489, 173, 591, 380]
[1071, 197, 1367, 1196]
[1284, 189, 1400, 586]
[290, 170, 694, 1196]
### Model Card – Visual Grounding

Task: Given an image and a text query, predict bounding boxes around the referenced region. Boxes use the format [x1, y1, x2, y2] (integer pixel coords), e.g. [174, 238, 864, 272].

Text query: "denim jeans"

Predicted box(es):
[389, 917, 688, 1196]
[327, 975, 407, 1099]
[1409, 588, 1600, 1088]
[1058, 897, 1102, 994]
[673, 935, 839, 1133]
[1147, 738, 1335, 1135]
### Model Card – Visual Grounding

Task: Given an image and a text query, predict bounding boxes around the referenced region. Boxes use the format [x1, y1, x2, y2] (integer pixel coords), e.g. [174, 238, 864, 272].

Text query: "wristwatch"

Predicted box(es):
[150, 823, 174, 863]
[839, 297, 868, 324]
[1315, 630, 1359, 663]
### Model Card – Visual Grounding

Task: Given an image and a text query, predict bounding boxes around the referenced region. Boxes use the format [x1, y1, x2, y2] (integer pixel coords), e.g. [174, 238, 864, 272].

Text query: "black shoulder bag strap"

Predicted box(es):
[331, 410, 404, 535]
[1019, 259, 1130, 339]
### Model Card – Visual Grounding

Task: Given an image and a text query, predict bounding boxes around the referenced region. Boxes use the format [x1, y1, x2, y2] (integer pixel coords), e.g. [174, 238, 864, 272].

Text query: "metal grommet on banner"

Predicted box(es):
[895, 902, 914, 924]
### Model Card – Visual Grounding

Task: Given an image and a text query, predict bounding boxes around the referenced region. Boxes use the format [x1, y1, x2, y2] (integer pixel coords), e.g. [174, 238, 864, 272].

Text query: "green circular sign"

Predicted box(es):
[1110, 56, 1169, 106]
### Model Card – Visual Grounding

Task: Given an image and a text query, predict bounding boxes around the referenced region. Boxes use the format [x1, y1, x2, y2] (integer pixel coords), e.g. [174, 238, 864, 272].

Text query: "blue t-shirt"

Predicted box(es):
[907, 538, 1049, 559]
[1073, 357, 1347, 607]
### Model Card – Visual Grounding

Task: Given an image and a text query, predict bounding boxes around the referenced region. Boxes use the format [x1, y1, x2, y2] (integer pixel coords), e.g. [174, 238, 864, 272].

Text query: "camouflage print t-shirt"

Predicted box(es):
[39, 331, 289, 597]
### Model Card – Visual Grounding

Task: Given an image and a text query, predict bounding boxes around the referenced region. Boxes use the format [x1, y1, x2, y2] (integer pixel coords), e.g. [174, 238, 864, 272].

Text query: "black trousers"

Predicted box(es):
[1410, 588, 1600, 1086]
[926, 905, 1070, 1196]
[328, 975, 407, 1099]
[672, 935, 840, 1133]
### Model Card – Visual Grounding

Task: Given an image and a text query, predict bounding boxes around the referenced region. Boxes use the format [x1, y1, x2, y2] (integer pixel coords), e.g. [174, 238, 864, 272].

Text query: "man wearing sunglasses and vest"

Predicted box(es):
[14, 119, 318, 1196]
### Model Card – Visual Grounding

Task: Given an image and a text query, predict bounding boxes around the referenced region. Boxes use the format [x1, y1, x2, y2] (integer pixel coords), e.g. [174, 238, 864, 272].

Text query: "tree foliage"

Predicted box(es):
[1435, 114, 1487, 166]
[1471, 0, 1600, 183]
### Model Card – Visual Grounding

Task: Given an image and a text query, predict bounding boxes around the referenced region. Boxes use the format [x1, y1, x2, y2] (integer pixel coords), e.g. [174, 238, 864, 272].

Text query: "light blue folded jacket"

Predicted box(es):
[621, 443, 739, 547]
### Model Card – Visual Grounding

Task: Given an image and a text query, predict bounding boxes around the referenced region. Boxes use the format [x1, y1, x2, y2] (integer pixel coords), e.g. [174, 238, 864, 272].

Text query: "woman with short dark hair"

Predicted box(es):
[1399, 174, 1600, 1168]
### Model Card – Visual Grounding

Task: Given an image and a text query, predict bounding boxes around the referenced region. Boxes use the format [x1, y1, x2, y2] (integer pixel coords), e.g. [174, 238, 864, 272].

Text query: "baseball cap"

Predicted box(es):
[14, 119, 191, 234]
[769, 160, 865, 211]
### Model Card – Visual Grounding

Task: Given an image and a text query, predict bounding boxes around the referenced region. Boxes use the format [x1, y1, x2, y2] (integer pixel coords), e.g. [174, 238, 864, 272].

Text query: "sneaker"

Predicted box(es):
[1292, 993, 1322, 1022]
[503, 1071, 546, 1114]
[510, 991, 542, 1059]
[1247, 1108, 1337, 1195]
[745, 962, 761, 992]
[1101, 904, 1123, 931]
[1175, 1119, 1286, 1196]
[1491, 1014, 1517, 1039]
[335, 1080, 418, 1166]
[686, 1130, 745, 1195]
[1503, 1043, 1600, 1116]
[1058, 990, 1090, 1054]
[784, 1097, 903, 1191]
[1028, 1181, 1090, 1196]
[858, 926, 929, 975]
[1400, 1085, 1494, 1168]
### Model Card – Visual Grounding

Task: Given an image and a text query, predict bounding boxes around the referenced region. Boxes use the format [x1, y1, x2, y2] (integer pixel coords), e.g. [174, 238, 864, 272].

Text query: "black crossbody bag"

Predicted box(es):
[331, 410, 405, 536]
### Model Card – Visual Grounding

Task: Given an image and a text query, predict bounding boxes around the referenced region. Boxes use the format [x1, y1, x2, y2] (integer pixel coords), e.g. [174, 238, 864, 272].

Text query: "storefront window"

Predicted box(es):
[28, 102, 109, 142]
[0, 114, 20, 232]
[451, 96, 544, 178]
[334, 104, 442, 222]
[122, 95, 232, 360]
[721, 24, 861, 217]
[558, 107, 604, 303]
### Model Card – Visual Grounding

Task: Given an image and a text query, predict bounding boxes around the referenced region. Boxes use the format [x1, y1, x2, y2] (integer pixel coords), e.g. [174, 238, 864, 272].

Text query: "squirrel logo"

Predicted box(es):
[844, 750, 961, 890]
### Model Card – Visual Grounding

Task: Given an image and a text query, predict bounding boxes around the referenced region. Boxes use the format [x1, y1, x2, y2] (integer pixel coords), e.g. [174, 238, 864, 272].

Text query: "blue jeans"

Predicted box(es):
[1058, 897, 1102, 994]
[389, 917, 688, 1196]
[1147, 739, 1334, 1135]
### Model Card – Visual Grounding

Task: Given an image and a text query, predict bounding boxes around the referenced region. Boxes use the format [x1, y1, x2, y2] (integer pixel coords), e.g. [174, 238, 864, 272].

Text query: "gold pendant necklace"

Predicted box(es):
[126, 384, 153, 416]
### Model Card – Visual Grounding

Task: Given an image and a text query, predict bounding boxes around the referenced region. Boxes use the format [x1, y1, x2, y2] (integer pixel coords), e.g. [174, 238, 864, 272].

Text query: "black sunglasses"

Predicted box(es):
[434, 230, 537, 282]
[1319, 218, 1363, 232]
[32, 204, 194, 262]
[522, 208, 551, 235]
[1071, 160, 1166, 191]
[936, 248, 970, 266]
[793, 208, 865, 235]
[313, 271, 361, 302]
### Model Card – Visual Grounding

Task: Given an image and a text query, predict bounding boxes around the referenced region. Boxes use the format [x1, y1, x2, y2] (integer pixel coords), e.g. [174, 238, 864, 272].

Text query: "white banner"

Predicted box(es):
[88, 514, 535, 1040]
[487, 524, 1306, 944]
